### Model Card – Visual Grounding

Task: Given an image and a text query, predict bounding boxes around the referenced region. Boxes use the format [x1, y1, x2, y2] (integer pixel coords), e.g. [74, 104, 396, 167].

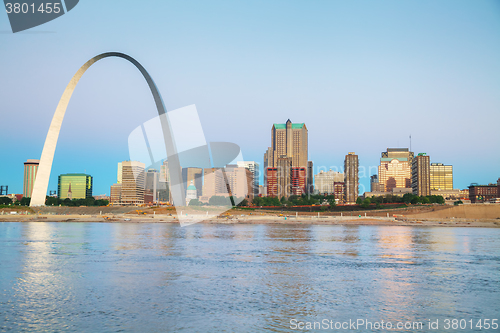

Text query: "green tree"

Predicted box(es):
[328, 198, 336, 208]
[209, 196, 231, 206]
[20, 197, 31, 206]
[356, 197, 362, 205]
[95, 199, 109, 206]
[361, 198, 371, 209]
[62, 198, 73, 206]
[237, 199, 248, 207]
[252, 196, 263, 206]
[402, 193, 413, 203]
[188, 199, 202, 206]
[0, 197, 12, 205]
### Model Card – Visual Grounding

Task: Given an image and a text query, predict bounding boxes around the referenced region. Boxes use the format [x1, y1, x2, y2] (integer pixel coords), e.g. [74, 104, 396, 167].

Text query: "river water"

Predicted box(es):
[0, 222, 499, 332]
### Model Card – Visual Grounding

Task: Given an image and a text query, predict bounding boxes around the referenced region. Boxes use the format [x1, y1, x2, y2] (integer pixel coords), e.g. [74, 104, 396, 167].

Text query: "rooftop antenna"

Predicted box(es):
[409, 134, 412, 151]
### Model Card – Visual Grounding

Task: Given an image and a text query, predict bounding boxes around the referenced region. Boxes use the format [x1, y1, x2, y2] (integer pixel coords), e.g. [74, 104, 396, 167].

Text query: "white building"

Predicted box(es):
[237, 161, 259, 195]
[186, 180, 197, 205]
[314, 170, 344, 194]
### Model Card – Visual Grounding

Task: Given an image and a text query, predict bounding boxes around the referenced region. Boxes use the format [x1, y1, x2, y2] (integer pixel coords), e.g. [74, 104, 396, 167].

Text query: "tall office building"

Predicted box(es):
[344, 152, 359, 204]
[145, 169, 159, 203]
[160, 160, 170, 182]
[370, 175, 382, 192]
[58, 173, 93, 199]
[314, 170, 344, 194]
[110, 183, 122, 204]
[23, 159, 39, 198]
[264, 119, 311, 197]
[307, 161, 314, 194]
[411, 153, 431, 196]
[378, 148, 414, 192]
[201, 168, 227, 201]
[121, 161, 146, 205]
[430, 163, 453, 190]
[277, 157, 292, 197]
[117, 162, 122, 184]
[182, 167, 203, 198]
[158, 160, 170, 203]
[237, 161, 259, 195]
[225, 165, 254, 201]
[201, 166, 253, 202]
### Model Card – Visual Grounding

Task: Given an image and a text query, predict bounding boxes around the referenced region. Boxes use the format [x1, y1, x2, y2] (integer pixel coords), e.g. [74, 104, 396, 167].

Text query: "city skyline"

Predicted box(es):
[1, 0, 499, 196]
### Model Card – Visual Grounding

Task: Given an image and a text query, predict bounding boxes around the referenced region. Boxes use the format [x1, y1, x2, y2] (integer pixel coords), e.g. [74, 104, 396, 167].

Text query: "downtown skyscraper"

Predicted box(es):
[264, 119, 312, 197]
[344, 152, 359, 204]
[23, 159, 39, 198]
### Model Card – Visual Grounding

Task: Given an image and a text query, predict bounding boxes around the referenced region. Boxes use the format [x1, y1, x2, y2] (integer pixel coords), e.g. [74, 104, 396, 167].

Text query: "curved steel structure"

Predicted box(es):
[30, 52, 183, 206]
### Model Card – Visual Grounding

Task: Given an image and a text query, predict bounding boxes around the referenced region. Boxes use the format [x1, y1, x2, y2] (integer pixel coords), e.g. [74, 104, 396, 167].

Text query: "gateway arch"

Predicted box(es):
[30, 52, 184, 207]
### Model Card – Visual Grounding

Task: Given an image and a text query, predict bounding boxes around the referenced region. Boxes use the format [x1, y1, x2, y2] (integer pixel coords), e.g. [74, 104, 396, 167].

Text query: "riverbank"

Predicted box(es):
[1, 204, 499, 227]
[1, 213, 499, 228]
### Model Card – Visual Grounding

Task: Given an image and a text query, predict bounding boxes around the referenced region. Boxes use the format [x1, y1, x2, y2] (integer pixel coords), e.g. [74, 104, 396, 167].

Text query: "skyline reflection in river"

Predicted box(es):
[0, 223, 499, 332]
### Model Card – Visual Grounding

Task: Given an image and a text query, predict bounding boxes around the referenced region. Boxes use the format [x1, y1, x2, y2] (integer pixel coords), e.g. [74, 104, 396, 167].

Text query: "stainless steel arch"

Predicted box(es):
[30, 52, 184, 206]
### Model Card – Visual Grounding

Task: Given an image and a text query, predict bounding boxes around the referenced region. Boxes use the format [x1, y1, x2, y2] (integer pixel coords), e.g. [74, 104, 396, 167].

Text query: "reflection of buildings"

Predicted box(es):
[23, 159, 39, 198]
[411, 153, 430, 196]
[378, 148, 413, 192]
[58, 173, 93, 199]
[264, 119, 312, 197]
[344, 152, 358, 204]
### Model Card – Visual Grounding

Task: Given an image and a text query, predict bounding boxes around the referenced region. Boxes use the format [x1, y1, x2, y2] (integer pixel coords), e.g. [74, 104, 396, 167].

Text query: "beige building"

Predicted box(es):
[314, 170, 344, 194]
[110, 183, 122, 204]
[182, 167, 203, 198]
[225, 165, 254, 201]
[201, 165, 253, 202]
[201, 168, 227, 201]
[160, 160, 170, 182]
[344, 152, 359, 204]
[117, 162, 122, 184]
[412, 153, 431, 196]
[378, 148, 414, 192]
[237, 161, 259, 195]
[263, 119, 312, 196]
[121, 161, 146, 205]
[264, 119, 308, 168]
[23, 159, 39, 198]
[430, 163, 453, 190]
[276, 157, 292, 198]
[370, 175, 382, 192]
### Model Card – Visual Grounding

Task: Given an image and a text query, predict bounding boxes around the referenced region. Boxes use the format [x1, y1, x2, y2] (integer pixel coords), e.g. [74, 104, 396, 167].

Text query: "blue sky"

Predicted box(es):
[1, 0, 499, 196]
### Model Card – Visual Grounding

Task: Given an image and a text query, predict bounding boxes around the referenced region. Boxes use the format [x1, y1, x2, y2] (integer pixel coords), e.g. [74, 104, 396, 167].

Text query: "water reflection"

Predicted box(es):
[0, 223, 498, 332]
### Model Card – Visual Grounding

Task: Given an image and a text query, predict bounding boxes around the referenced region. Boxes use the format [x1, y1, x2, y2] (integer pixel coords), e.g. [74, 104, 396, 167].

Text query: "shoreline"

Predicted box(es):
[1, 214, 499, 228]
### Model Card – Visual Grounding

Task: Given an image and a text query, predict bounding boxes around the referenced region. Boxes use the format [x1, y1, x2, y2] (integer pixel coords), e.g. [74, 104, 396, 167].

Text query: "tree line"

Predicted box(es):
[0, 196, 109, 207]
